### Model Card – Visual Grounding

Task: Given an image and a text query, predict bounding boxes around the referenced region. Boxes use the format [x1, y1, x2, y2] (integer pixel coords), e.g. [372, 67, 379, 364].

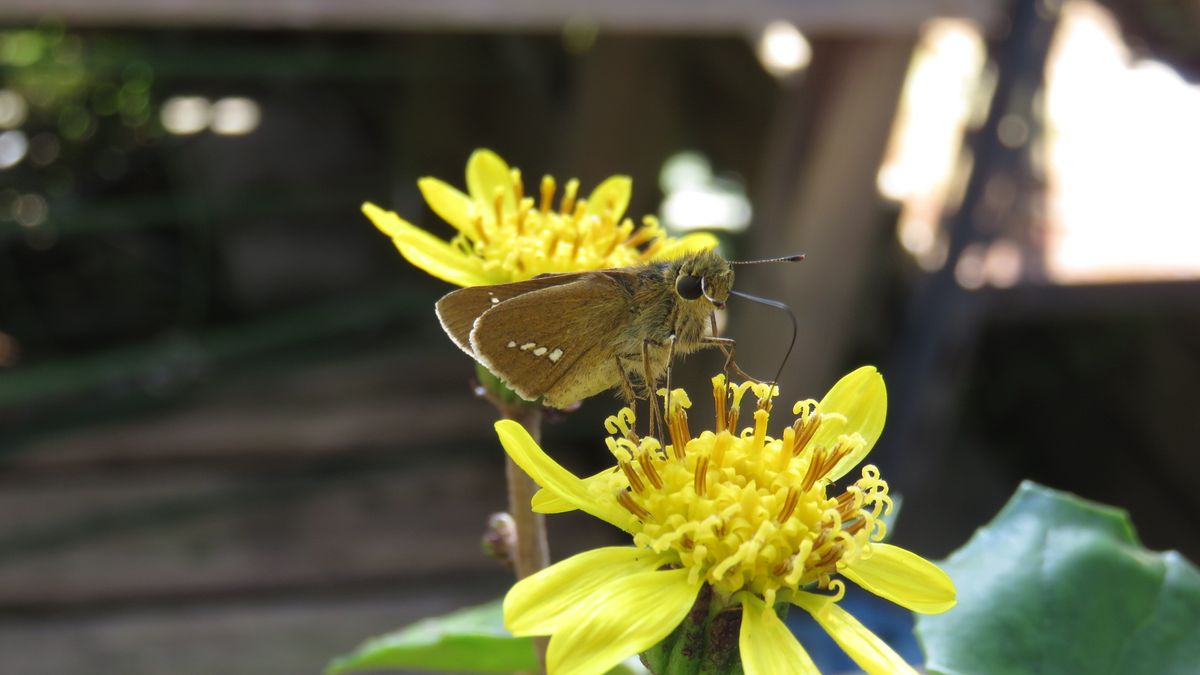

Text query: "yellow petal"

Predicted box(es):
[739, 594, 820, 675]
[532, 466, 627, 514]
[362, 203, 491, 287]
[546, 567, 700, 675]
[652, 232, 719, 260]
[466, 148, 516, 213]
[584, 175, 632, 221]
[494, 420, 635, 532]
[792, 591, 918, 675]
[418, 177, 478, 235]
[814, 365, 888, 481]
[530, 486, 572, 514]
[362, 201, 410, 238]
[839, 543, 957, 614]
[504, 546, 667, 635]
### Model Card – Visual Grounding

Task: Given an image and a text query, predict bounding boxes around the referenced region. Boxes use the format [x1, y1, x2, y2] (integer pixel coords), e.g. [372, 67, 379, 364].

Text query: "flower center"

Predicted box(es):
[452, 170, 672, 278]
[605, 377, 892, 607]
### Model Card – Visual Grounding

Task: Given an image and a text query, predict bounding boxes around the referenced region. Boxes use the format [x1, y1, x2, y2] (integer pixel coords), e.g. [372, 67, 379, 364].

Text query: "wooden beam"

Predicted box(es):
[0, 0, 1001, 34]
[733, 36, 917, 397]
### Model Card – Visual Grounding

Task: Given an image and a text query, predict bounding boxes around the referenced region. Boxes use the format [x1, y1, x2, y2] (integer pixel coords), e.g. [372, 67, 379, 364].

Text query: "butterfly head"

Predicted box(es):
[673, 250, 733, 310]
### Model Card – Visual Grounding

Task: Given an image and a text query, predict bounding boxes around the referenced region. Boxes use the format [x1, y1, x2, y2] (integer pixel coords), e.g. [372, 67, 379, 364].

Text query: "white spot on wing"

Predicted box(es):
[520, 342, 536, 351]
[491, 297, 500, 304]
[507, 341, 517, 348]
[533, 347, 547, 356]
[548, 348, 563, 362]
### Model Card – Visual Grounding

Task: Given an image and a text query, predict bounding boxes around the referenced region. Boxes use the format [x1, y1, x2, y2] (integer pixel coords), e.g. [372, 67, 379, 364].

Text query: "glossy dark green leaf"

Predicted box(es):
[327, 599, 536, 674]
[916, 481, 1200, 675]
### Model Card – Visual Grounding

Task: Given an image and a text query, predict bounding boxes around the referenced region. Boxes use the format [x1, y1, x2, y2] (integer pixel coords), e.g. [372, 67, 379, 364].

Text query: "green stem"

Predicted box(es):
[500, 404, 550, 580]
[697, 608, 743, 675]
[479, 364, 550, 673]
[663, 584, 712, 675]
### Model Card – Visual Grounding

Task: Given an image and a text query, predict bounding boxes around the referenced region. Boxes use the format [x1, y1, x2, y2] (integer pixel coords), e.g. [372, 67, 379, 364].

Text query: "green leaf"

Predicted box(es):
[916, 481, 1200, 675]
[328, 600, 537, 674]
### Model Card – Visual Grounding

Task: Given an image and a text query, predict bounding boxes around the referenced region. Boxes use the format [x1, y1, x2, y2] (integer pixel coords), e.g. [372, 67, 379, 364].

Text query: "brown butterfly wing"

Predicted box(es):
[435, 273, 581, 356]
[469, 271, 637, 408]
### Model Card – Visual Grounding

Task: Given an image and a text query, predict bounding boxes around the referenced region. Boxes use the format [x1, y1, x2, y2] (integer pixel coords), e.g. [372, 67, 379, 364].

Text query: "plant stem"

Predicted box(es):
[500, 402, 550, 670]
[502, 404, 550, 578]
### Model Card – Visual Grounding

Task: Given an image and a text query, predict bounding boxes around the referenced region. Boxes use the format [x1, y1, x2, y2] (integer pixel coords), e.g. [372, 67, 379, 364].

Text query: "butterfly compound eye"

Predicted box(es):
[675, 274, 704, 300]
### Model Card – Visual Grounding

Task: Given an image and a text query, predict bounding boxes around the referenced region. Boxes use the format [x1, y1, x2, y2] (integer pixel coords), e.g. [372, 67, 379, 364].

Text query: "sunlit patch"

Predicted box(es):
[756, 20, 812, 78]
[1043, 0, 1200, 283]
[881, 2, 1200, 284]
[0, 89, 27, 128]
[160, 96, 209, 135]
[877, 18, 986, 272]
[659, 151, 752, 233]
[210, 96, 261, 135]
[0, 130, 28, 169]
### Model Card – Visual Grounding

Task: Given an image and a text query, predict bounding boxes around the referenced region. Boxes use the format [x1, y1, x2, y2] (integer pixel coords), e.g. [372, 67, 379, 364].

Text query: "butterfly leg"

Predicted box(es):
[663, 333, 677, 424]
[614, 356, 641, 434]
[641, 339, 665, 440]
[700, 336, 763, 384]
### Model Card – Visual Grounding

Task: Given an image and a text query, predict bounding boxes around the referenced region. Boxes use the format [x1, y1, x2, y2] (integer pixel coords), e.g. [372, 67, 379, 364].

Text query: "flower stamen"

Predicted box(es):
[538, 174, 554, 213]
[777, 487, 800, 523]
[509, 168, 523, 203]
[712, 375, 728, 432]
[620, 460, 646, 493]
[791, 410, 822, 456]
[693, 455, 710, 497]
[616, 489, 651, 520]
[801, 442, 855, 491]
[560, 178, 579, 214]
[638, 451, 664, 490]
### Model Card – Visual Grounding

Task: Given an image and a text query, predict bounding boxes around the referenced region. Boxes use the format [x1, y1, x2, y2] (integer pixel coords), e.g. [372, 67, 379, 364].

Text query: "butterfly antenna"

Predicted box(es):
[729, 290, 799, 392]
[728, 253, 805, 265]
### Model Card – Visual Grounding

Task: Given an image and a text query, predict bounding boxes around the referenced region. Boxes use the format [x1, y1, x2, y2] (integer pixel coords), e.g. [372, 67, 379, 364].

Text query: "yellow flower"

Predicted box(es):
[363, 149, 718, 286]
[495, 367, 956, 675]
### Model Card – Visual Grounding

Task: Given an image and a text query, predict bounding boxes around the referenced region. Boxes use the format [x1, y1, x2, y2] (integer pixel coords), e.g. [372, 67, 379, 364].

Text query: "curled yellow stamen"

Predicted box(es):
[728, 381, 754, 432]
[604, 408, 637, 437]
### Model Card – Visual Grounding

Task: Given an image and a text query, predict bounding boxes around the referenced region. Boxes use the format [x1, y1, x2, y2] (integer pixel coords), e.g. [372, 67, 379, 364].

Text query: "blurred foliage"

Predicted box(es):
[327, 600, 538, 674]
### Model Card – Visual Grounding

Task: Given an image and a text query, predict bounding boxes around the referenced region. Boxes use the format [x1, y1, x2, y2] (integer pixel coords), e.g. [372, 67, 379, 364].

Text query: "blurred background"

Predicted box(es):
[2, 0, 1199, 672]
